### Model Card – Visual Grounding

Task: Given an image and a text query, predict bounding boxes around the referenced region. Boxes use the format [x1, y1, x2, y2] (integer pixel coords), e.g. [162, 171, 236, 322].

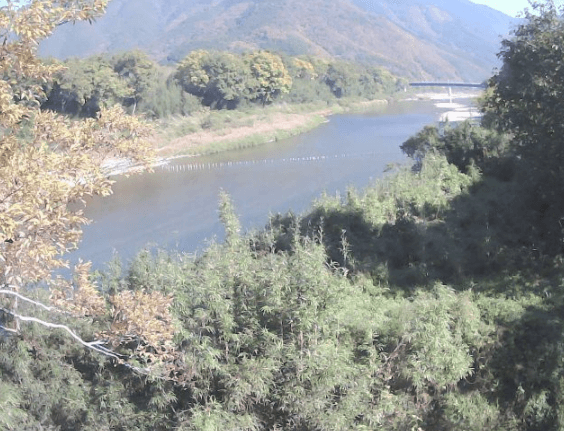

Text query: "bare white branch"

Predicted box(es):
[0, 288, 57, 312]
[0, 307, 122, 359]
[0, 308, 153, 375]
[0, 324, 17, 334]
[0, 287, 156, 376]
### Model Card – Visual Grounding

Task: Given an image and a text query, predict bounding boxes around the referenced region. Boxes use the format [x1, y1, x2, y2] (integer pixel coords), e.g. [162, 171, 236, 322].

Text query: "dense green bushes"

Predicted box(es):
[400, 121, 512, 177]
[7, 2, 564, 429]
[5, 154, 564, 429]
[480, 1, 564, 255]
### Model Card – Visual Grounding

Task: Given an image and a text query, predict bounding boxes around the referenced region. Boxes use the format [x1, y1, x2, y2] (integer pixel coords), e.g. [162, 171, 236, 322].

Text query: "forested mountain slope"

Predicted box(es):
[39, 0, 515, 81]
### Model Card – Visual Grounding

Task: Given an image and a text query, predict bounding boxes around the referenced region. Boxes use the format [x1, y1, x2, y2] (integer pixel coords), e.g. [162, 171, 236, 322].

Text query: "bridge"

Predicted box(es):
[408, 81, 486, 103]
[409, 82, 487, 89]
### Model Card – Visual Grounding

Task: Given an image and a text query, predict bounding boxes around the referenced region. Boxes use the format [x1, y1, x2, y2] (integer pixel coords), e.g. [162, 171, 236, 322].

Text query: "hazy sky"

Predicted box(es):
[470, 0, 563, 17]
[0, 0, 562, 19]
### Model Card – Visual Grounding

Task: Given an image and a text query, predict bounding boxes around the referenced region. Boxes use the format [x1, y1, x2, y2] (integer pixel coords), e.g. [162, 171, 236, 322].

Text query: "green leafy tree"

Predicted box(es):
[482, 0, 564, 252]
[401, 122, 510, 174]
[111, 49, 159, 114]
[137, 76, 201, 118]
[401, 124, 442, 164]
[175, 50, 250, 109]
[46, 55, 131, 116]
[322, 60, 361, 98]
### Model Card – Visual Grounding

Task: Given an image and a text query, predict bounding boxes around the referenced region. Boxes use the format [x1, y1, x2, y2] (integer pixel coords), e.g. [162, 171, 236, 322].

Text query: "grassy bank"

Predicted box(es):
[154, 98, 389, 157]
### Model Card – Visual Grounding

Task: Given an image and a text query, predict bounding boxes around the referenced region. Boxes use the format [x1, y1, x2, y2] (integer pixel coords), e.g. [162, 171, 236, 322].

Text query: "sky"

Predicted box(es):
[470, 0, 564, 17]
[0, 0, 562, 18]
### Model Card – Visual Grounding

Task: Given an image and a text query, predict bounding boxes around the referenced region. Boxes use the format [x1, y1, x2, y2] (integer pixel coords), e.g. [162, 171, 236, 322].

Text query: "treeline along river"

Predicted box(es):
[67, 100, 456, 270]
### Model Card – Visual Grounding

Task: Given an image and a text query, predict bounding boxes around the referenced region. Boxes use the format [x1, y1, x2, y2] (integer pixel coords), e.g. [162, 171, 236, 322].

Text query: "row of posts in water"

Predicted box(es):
[159, 152, 385, 173]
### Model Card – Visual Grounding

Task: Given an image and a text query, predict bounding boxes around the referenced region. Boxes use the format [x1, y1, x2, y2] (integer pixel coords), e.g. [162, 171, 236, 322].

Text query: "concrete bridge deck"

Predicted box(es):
[410, 82, 487, 89]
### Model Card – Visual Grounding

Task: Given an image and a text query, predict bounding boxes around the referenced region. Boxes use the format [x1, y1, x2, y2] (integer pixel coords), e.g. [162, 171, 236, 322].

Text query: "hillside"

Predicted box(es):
[39, 0, 515, 81]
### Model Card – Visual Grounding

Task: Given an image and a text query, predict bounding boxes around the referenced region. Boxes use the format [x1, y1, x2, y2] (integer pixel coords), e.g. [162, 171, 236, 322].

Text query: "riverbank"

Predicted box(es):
[73, 100, 438, 269]
[102, 99, 390, 176]
[154, 99, 389, 158]
[103, 92, 480, 177]
[152, 92, 481, 160]
[436, 102, 481, 122]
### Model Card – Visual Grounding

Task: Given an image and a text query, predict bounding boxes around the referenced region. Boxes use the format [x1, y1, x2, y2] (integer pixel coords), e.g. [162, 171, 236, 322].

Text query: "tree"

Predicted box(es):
[322, 60, 361, 98]
[111, 49, 159, 114]
[481, 0, 564, 252]
[137, 75, 200, 118]
[401, 122, 510, 174]
[246, 50, 292, 105]
[175, 50, 250, 109]
[45, 55, 131, 116]
[290, 57, 317, 80]
[0, 0, 174, 370]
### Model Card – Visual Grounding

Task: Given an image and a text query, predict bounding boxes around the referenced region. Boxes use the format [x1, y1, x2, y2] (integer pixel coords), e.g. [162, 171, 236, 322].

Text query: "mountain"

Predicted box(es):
[39, 0, 516, 81]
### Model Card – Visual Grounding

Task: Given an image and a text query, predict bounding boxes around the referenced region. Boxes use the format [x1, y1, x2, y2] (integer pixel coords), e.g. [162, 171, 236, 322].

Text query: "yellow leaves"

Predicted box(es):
[293, 58, 317, 79]
[50, 261, 106, 317]
[176, 49, 212, 87]
[246, 51, 292, 101]
[0, 107, 153, 287]
[50, 262, 176, 353]
[0, 1, 108, 117]
[0, 0, 175, 375]
[0, 0, 153, 294]
[72, 262, 106, 316]
[106, 289, 175, 348]
[6, 1, 108, 44]
[0, 80, 28, 127]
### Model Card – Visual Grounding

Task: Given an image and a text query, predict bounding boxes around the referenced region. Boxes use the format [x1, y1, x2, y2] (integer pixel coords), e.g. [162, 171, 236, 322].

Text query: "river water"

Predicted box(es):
[68, 99, 450, 270]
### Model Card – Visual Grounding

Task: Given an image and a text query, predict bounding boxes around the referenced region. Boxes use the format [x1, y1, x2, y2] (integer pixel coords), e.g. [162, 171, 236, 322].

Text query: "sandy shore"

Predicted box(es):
[156, 111, 329, 157]
[101, 109, 342, 176]
[155, 99, 388, 158]
[101, 99, 388, 175]
[102, 94, 480, 177]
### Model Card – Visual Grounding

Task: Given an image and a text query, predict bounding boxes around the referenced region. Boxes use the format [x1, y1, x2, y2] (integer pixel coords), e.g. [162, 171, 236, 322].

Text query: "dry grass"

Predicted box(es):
[153, 99, 388, 157]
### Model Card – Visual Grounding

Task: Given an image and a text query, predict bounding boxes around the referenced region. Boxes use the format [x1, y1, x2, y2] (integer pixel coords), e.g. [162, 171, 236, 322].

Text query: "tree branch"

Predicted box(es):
[0, 324, 17, 334]
[0, 306, 122, 359]
[0, 288, 155, 376]
[0, 306, 154, 375]
[0, 288, 57, 312]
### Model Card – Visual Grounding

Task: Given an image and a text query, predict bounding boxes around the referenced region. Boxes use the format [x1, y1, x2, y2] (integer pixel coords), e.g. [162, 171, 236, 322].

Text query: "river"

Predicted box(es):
[67, 99, 459, 271]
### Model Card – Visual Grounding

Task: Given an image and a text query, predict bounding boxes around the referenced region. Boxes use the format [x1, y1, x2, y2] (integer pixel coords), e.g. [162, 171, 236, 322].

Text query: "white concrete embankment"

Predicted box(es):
[408, 91, 483, 123]
[436, 102, 481, 122]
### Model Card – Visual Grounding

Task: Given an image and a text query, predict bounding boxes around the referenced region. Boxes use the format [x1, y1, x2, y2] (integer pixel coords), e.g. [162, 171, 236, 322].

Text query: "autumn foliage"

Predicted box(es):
[0, 0, 177, 369]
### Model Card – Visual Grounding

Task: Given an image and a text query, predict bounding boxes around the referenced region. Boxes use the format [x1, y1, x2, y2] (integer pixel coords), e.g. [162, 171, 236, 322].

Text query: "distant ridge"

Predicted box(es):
[39, 0, 516, 81]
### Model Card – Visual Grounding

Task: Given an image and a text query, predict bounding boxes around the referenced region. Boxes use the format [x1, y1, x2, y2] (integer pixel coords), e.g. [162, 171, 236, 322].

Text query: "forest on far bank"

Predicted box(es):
[40, 49, 404, 119]
[4, 1, 564, 430]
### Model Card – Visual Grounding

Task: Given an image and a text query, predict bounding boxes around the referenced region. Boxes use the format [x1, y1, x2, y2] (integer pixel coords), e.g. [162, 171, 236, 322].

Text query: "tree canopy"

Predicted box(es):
[482, 0, 564, 253]
[0, 0, 179, 372]
[174, 50, 251, 109]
